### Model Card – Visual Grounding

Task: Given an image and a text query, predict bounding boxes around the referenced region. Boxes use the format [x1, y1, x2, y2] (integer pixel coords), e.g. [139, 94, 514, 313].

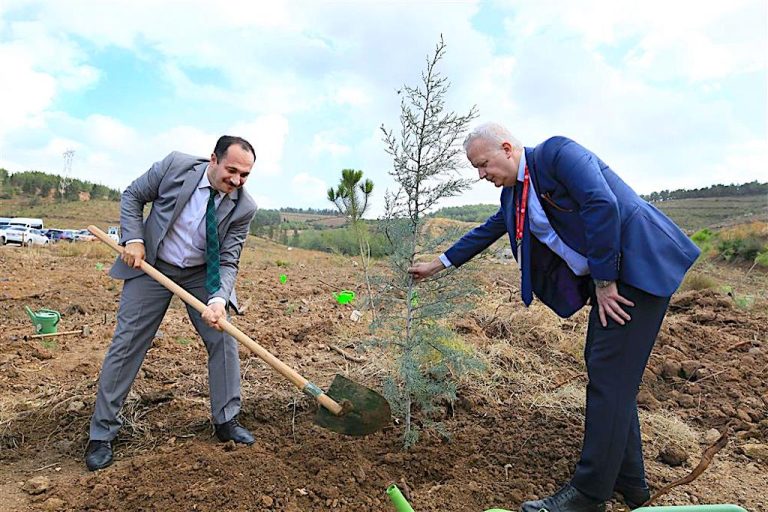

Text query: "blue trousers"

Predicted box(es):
[570, 282, 670, 501]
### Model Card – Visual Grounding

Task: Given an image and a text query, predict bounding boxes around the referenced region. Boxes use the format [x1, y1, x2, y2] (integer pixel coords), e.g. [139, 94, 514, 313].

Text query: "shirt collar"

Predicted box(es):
[517, 151, 527, 182]
[200, 166, 233, 200]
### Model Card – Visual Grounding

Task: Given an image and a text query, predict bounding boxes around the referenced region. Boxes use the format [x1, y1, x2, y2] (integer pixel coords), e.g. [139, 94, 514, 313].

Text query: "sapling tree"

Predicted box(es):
[328, 169, 376, 316]
[376, 36, 483, 448]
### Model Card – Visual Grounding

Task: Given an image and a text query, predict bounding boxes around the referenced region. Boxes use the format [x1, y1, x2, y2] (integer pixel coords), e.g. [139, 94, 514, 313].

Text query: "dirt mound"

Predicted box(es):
[644, 289, 767, 441]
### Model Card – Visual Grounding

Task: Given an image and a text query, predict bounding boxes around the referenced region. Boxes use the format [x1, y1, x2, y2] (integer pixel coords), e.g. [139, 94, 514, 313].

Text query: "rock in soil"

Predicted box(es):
[42, 497, 66, 511]
[704, 428, 722, 444]
[22, 476, 51, 495]
[661, 359, 682, 379]
[741, 443, 768, 461]
[637, 389, 661, 410]
[660, 445, 688, 466]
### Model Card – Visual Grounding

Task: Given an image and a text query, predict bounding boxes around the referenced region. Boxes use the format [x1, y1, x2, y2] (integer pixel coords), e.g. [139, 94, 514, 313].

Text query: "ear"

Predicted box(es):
[210, 153, 218, 165]
[501, 141, 514, 158]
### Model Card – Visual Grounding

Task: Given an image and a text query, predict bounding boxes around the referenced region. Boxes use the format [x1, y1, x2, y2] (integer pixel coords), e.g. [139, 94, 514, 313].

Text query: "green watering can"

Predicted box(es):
[25, 306, 61, 335]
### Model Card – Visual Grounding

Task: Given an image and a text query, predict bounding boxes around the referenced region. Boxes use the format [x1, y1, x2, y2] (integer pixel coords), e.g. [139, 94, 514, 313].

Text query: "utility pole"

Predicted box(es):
[60, 149, 74, 202]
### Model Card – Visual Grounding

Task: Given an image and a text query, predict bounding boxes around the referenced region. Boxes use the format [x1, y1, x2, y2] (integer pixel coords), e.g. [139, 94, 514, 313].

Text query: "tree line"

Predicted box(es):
[278, 206, 340, 215]
[431, 203, 498, 223]
[0, 169, 121, 201]
[641, 180, 767, 202]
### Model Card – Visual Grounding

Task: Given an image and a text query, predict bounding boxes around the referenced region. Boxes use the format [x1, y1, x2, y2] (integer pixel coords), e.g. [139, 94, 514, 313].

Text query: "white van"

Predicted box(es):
[8, 217, 44, 230]
[107, 226, 120, 243]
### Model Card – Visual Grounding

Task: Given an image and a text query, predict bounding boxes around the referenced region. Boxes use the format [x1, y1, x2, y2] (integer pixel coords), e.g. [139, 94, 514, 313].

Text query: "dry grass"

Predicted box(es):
[679, 271, 720, 292]
[51, 241, 115, 259]
[0, 197, 121, 229]
[640, 409, 700, 456]
[407, 283, 592, 416]
[0, 380, 92, 451]
[528, 384, 586, 418]
[717, 220, 768, 241]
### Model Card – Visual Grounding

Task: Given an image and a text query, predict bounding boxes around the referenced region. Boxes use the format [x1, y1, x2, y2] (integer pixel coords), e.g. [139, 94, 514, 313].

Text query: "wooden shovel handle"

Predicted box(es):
[88, 225, 343, 415]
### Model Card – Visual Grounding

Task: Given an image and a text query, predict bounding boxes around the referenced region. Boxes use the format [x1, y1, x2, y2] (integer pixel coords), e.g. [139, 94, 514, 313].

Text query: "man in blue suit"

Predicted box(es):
[409, 122, 700, 512]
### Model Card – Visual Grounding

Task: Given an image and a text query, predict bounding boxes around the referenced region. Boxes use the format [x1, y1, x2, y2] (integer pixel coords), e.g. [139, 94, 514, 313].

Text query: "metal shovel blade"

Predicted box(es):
[313, 374, 391, 436]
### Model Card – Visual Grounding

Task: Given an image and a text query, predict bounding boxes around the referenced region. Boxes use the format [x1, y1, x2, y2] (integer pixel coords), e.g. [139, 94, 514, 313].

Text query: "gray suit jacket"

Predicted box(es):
[109, 151, 258, 312]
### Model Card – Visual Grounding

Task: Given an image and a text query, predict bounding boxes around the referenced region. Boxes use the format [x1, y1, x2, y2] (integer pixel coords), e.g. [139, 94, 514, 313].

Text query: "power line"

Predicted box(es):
[59, 149, 74, 201]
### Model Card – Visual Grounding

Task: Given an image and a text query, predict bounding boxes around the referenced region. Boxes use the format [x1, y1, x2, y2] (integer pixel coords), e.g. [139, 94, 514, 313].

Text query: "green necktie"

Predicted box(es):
[205, 187, 221, 295]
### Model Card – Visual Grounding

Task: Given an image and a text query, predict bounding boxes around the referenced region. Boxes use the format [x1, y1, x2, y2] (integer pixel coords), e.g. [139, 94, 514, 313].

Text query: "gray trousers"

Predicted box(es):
[89, 260, 241, 441]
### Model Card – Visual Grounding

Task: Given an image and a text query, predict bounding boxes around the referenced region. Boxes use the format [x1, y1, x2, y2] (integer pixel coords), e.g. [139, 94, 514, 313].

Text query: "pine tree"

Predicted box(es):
[376, 36, 483, 448]
[328, 169, 376, 316]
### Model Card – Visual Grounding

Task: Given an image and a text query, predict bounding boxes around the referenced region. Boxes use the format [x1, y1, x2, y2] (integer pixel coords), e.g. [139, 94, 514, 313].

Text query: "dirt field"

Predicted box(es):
[0, 238, 766, 511]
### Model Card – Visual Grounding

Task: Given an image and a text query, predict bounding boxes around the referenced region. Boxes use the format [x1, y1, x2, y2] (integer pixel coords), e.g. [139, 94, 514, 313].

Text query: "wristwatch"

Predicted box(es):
[593, 279, 614, 288]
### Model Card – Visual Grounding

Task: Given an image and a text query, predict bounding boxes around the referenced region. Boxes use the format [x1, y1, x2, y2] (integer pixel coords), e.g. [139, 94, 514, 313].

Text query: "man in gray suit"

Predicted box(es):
[86, 136, 259, 471]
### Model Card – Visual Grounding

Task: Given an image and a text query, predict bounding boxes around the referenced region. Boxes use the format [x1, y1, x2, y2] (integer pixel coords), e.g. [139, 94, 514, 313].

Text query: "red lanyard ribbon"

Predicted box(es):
[515, 165, 530, 241]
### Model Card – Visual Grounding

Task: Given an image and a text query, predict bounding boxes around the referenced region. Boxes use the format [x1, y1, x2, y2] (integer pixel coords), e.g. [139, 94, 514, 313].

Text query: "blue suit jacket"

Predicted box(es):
[445, 136, 701, 318]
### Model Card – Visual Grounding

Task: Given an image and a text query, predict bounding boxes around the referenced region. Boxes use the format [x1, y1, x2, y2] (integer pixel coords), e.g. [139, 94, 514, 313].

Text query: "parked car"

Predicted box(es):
[44, 229, 67, 242]
[59, 230, 78, 242]
[3, 227, 49, 246]
[74, 229, 97, 242]
[107, 226, 120, 243]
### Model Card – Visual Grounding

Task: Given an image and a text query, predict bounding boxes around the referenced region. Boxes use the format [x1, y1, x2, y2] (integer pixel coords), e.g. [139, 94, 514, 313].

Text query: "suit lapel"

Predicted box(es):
[216, 193, 236, 227]
[169, 162, 206, 228]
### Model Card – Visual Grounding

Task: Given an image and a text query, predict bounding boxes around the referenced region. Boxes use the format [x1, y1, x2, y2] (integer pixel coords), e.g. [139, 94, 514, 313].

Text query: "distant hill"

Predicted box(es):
[432, 204, 498, 223]
[650, 195, 767, 233]
[0, 196, 121, 230]
[433, 183, 767, 233]
[0, 168, 121, 202]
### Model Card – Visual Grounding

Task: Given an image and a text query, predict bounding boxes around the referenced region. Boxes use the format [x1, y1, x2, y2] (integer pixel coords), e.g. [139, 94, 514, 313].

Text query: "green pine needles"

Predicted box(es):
[375, 36, 484, 448]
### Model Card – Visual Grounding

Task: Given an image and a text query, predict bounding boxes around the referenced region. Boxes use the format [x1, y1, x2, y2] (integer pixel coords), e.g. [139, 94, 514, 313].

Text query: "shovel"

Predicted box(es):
[88, 225, 390, 436]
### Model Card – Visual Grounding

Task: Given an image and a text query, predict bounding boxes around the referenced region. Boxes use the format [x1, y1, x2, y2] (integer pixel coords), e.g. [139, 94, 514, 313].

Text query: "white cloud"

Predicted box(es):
[310, 131, 351, 158]
[291, 172, 328, 204]
[503, 0, 766, 82]
[0, 45, 56, 138]
[231, 115, 290, 177]
[705, 139, 768, 187]
[0, 0, 763, 217]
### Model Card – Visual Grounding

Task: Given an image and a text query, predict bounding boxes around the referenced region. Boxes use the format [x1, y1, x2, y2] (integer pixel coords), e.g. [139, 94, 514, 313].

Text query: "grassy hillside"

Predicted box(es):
[434, 194, 767, 234]
[651, 195, 767, 233]
[0, 197, 121, 230]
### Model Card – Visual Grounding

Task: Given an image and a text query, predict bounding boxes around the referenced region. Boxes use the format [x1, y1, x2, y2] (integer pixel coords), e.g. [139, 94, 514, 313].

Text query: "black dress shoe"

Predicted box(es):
[614, 484, 650, 509]
[85, 440, 113, 471]
[521, 484, 605, 512]
[214, 416, 255, 445]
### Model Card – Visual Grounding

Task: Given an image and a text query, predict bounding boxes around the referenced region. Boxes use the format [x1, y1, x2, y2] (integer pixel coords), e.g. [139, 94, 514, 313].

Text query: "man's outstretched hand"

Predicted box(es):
[408, 259, 446, 282]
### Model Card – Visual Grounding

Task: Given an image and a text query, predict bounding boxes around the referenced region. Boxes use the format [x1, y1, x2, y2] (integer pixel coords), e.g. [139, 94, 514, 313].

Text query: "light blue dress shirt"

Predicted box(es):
[440, 152, 590, 276]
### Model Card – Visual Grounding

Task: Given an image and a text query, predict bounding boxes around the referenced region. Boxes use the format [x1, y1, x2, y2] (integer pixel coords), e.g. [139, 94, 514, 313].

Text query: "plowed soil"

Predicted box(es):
[1, 240, 765, 512]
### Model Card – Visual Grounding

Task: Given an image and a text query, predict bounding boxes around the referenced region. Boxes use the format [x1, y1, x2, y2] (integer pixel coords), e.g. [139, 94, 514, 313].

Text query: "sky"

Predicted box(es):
[0, 0, 766, 217]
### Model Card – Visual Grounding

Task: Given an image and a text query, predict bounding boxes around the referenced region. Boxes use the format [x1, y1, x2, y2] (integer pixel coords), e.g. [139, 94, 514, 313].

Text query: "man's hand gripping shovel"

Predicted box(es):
[89, 225, 391, 436]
